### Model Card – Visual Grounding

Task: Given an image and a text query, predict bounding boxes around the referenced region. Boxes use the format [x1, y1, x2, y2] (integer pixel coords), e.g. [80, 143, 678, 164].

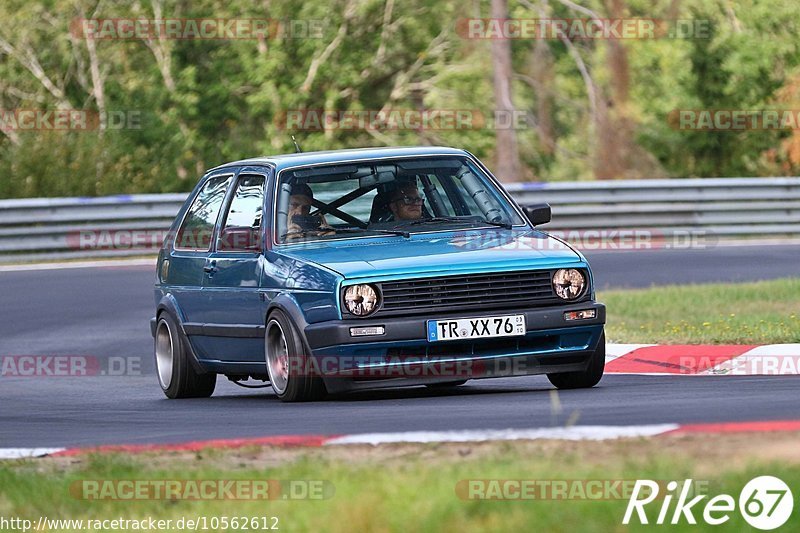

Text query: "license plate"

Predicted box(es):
[427, 314, 526, 342]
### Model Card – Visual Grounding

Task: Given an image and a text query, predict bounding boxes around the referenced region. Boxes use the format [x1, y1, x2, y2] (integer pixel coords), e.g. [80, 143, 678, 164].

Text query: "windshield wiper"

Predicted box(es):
[401, 216, 477, 227]
[399, 216, 512, 229]
[335, 227, 411, 238]
[283, 227, 410, 240]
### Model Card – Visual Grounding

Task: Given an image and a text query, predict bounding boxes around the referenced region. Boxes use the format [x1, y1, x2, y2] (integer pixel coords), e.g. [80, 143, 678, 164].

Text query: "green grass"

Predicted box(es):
[1, 439, 798, 532]
[600, 278, 800, 344]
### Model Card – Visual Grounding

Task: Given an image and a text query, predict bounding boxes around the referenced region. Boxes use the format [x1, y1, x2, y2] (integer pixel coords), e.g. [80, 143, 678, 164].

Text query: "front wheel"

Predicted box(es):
[154, 313, 216, 399]
[265, 310, 326, 402]
[546, 331, 605, 390]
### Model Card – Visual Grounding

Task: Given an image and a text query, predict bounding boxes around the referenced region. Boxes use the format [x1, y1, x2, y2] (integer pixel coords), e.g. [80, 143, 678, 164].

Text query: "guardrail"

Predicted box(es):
[0, 177, 797, 262]
[0, 194, 187, 261]
[505, 177, 800, 237]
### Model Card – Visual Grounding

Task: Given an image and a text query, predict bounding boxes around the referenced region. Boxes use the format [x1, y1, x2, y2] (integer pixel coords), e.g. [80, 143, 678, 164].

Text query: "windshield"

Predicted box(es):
[274, 156, 525, 243]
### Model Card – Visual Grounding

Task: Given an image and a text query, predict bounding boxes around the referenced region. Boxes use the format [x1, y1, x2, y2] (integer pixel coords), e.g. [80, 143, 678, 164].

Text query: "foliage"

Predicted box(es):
[2, 0, 800, 197]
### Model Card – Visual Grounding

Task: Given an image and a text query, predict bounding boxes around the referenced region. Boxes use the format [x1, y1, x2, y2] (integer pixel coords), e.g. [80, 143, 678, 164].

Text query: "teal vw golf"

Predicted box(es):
[152, 147, 606, 402]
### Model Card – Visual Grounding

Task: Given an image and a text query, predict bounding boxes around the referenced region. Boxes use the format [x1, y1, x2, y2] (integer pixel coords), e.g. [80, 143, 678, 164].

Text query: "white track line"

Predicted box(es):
[2, 426, 679, 459]
[0, 448, 66, 459]
[325, 425, 679, 446]
[0, 258, 156, 272]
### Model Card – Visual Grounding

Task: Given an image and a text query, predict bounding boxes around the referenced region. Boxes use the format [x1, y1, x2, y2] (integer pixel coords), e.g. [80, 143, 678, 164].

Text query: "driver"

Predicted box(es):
[286, 184, 333, 238]
[387, 182, 425, 221]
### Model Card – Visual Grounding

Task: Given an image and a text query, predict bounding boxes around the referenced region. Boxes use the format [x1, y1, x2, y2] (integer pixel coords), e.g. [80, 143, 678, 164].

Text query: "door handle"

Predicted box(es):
[203, 261, 217, 274]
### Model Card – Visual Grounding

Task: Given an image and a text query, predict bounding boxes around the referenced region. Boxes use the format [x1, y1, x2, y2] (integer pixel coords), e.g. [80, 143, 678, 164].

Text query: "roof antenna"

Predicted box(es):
[291, 135, 303, 153]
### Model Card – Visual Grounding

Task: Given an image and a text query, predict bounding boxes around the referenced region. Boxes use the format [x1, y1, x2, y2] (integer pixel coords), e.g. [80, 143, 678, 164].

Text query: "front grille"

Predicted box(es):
[364, 269, 580, 318]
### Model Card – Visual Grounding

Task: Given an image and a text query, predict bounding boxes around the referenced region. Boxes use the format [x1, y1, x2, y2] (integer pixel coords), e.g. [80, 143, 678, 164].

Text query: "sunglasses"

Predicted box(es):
[393, 195, 425, 206]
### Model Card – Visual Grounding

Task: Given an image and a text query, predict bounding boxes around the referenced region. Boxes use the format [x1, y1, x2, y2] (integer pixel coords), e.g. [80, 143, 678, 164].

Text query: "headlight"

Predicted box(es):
[343, 284, 380, 316]
[552, 269, 586, 300]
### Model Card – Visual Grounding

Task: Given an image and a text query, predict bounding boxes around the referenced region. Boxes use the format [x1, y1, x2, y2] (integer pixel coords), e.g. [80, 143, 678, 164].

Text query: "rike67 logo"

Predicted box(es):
[623, 476, 794, 530]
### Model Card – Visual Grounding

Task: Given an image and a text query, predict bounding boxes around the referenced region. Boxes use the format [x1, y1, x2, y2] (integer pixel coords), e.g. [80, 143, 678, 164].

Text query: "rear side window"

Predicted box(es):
[218, 175, 265, 252]
[175, 175, 232, 251]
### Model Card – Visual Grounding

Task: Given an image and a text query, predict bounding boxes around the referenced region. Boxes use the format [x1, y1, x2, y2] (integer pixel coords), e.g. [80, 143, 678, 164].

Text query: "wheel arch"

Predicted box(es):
[154, 294, 210, 375]
[265, 293, 312, 341]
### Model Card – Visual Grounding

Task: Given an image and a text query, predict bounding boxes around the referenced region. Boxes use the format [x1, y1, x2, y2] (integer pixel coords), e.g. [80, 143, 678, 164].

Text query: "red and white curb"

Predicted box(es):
[605, 343, 800, 375]
[3, 420, 800, 460]
[0, 448, 69, 460]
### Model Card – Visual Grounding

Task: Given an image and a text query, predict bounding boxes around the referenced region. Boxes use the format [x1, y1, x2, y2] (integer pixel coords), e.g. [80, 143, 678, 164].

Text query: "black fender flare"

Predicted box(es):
[266, 293, 312, 341]
[267, 293, 331, 392]
[154, 294, 210, 375]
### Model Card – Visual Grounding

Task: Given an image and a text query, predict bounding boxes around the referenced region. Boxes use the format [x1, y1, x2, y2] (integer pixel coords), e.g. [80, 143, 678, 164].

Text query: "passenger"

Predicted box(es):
[387, 182, 425, 221]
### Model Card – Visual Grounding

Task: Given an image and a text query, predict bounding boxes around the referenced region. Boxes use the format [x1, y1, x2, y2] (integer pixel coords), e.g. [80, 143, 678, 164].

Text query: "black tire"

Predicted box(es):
[425, 380, 468, 388]
[154, 313, 216, 399]
[265, 309, 326, 402]
[546, 331, 605, 390]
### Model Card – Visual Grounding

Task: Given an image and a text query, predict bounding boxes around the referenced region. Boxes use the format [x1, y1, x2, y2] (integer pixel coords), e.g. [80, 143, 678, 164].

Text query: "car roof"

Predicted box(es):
[207, 146, 470, 173]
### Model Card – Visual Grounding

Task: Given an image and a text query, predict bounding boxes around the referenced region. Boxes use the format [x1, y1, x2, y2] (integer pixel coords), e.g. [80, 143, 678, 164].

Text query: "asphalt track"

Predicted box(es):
[0, 244, 798, 448]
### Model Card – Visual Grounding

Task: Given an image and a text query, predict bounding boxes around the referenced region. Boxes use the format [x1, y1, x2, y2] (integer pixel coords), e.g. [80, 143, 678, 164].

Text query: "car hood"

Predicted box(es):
[277, 229, 583, 280]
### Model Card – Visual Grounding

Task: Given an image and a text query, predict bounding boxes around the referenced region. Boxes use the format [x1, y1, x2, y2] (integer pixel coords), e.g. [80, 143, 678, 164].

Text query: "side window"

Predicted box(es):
[218, 175, 265, 252]
[175, 175, 232, 251]
[437, 170, 500, 218]
[420, 174, 457, 216]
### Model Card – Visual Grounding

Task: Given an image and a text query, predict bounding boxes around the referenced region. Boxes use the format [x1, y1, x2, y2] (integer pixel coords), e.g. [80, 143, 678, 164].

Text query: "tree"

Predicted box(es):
[490, 0, 523, 181]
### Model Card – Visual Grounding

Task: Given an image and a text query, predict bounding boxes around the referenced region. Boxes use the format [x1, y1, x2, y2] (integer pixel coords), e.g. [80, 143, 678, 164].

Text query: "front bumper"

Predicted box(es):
[303, 302, 606, 393]
[306, 302, 605, 349]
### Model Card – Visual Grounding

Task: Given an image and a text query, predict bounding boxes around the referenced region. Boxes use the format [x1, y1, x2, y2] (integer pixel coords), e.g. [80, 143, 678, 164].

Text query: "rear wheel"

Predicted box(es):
[546, 331, 605, 390]
[154, 313, 216, 398]
[265, 310, 326, 402]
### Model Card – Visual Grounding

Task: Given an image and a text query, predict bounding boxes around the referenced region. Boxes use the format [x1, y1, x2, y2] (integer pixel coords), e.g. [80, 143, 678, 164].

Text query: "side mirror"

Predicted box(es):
[523, 203, 551, 226]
